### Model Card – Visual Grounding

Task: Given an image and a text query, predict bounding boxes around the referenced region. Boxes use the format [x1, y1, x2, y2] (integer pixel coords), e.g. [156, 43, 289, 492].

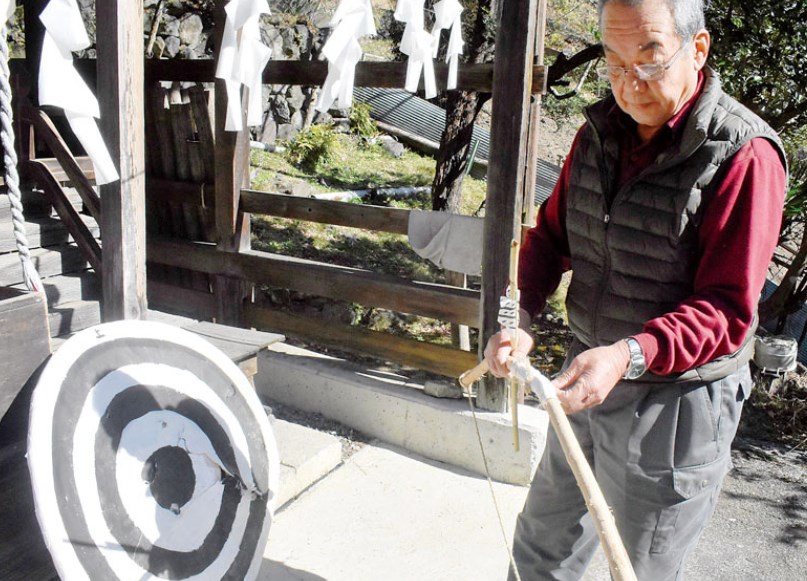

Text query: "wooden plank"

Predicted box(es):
[97, 0, 147, 322]
[168, 89, 193, 181]
[149, 84, 177, 179]
[139, 58, 548, 94]
[0, 443, 58, 581]
[479, 0, 539, 411]
[147, 239, 481, 327]
[0, 243, 89, 287]
[182, 320, 284, 363]
[244, 304, 479, 378]
[188, 85, 216, 183]
[13, 271, 102, 308]
[27, 156, 96, 184]
[47, 298, 102, 338]
[0, 213, 100, 254]
[147, 279, 216, 320]
[147, 178, 215, 207]
[240, 189, 411, 235]
[0, 289, 51, 422]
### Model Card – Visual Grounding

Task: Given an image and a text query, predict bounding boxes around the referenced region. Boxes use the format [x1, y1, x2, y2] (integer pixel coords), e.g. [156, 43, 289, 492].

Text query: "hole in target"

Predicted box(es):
[141, 446, 196, 513]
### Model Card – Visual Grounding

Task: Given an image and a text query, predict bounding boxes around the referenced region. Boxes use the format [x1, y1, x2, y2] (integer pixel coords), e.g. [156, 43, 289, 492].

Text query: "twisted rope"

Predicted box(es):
[0, 23, 42, 292]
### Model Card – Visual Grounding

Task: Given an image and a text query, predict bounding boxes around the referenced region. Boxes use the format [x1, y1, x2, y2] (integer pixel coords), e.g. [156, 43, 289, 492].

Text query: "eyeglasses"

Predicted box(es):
[596, 41, 691, 82]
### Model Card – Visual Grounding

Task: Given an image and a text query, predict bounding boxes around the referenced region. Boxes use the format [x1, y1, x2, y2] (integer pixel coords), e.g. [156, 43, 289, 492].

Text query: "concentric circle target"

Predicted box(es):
[27, 320, 280, 581]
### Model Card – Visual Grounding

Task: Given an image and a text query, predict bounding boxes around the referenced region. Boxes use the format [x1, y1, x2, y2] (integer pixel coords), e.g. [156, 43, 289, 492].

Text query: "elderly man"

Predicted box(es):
[485, 0, 788, 579]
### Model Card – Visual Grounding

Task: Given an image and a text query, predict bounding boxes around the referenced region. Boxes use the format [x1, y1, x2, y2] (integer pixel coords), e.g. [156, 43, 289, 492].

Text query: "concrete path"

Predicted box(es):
[259, 437, 806, 581]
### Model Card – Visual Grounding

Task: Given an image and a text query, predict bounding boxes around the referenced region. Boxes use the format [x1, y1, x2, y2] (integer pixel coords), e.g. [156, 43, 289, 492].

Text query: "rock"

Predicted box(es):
[276, 123, 299, 141]
[163, 35, 181, 58]
[423, 380, 464, 399]
[287, 85, 306, 111]
[151, 36, 167, 58]
[381, 139, 405, 158]
[179, 14, 204, 48]
[271, 97, 292, 124]
[261, 115, 278, 144]
[162, 15, 180, 37]
[290, 182, 313, 198]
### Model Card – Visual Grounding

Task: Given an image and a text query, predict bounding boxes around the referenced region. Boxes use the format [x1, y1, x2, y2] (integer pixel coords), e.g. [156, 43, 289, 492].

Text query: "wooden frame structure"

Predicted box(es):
[6, 0, 548, 412]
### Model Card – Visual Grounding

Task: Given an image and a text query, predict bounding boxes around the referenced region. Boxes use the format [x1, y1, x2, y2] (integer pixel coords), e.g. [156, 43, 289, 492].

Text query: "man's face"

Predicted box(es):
[601, 0, 707, 142]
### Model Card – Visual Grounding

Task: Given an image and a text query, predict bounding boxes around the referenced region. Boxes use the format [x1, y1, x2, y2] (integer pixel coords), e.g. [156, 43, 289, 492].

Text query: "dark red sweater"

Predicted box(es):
[519, 80, 787, 375]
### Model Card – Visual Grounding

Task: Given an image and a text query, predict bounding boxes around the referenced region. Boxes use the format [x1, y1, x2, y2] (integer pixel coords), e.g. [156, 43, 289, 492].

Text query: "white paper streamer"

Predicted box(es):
[38, 0, 118, 185]
[1, 0, 15, 24]
[316, 0, 376, 113]
[394, 0, 437, 99]
[431, 0, 464, 90]
[214, 0, 272, 132]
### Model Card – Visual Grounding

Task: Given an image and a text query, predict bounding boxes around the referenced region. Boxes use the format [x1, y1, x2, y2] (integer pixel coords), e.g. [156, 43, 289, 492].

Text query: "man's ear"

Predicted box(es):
[693, 29, 710, 70]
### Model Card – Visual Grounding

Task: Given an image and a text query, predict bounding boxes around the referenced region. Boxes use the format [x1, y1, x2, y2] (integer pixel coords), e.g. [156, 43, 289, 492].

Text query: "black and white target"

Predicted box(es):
[27, 320, 280, 581]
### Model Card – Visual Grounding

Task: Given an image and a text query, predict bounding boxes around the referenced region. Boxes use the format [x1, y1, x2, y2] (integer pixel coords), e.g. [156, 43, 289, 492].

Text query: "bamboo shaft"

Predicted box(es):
[543, 398, 637, 581]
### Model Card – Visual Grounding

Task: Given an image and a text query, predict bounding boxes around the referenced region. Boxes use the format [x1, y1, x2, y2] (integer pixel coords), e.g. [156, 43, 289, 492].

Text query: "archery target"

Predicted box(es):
[27, 320, 280, 581]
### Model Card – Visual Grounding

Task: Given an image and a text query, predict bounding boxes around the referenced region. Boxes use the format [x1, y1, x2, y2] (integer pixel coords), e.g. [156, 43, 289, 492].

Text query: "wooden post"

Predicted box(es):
[97, 0, 147, 321]
[213, 0, 251, 327]
[524, 0, 549, 227]
[22, 0, 47, 101]
[478, 0, 538, 411]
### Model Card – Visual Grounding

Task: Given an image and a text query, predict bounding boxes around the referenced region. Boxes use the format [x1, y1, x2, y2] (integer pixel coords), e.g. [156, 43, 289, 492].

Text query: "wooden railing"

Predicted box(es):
[149, 189, 483, 377]
[18, 107, 103, 275]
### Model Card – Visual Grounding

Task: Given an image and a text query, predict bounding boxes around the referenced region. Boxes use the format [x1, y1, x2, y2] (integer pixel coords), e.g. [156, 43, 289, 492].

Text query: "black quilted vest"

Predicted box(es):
[565, 69, 785, 381]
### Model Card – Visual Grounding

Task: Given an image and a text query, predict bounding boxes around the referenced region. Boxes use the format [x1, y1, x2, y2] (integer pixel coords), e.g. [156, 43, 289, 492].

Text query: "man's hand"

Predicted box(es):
[483, 328, 535, 378]
[553, 341, 631, 414]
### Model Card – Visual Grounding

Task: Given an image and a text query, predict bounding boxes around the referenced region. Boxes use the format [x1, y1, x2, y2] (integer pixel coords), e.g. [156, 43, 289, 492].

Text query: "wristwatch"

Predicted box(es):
[623, 337, 647, 380]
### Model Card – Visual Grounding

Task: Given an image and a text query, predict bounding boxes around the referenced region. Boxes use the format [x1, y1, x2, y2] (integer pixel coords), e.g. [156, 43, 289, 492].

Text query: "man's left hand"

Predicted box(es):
[552, 342, 631, 414]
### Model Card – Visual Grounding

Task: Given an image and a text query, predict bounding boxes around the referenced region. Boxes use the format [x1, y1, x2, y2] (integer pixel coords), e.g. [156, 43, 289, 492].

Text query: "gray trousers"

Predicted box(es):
[510, 357, 750, 581]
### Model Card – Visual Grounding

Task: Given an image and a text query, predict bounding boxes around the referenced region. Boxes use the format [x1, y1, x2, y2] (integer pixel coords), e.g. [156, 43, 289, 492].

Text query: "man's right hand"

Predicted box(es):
[483, 328, 535, 378]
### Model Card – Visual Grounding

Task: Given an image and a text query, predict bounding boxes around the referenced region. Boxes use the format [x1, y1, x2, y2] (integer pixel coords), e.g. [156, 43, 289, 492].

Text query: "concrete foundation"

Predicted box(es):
[255, 343, 548, 485]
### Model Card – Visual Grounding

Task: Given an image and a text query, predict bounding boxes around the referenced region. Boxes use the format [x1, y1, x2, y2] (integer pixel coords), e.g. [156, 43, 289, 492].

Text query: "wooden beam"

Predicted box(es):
[147, 280, 216, 320]
[479, 0, 539, 411]
[524, 0, 550, 227]
[244, 304, 479, 378]
[147, 239, 480, 327]
[96, 0, 147, 321]
[147, 178, 215, 207]
[213, 0, 251, 326]
[140, 59, 548, 94]
[240, 189, 411, 234]
[22, 0, 48, 104]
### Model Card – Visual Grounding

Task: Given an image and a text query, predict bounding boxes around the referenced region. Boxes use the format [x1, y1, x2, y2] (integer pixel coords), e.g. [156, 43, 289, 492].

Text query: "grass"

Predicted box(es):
[247, 129, 575, 376]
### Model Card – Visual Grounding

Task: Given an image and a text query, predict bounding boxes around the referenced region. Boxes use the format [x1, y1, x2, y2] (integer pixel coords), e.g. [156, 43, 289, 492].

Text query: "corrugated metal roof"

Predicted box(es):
[354, 87, 561, 205]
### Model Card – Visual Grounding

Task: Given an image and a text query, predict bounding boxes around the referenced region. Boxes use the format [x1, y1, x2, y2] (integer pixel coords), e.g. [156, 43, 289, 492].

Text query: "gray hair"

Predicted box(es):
[597, 0, 706, 41]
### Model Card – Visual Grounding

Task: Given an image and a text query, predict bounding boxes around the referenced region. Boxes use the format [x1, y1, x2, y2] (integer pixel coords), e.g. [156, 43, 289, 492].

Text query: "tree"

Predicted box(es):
[430, 0, 601, 212]
[430, 1, 497, 213]
[706, 0, 807, 333]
